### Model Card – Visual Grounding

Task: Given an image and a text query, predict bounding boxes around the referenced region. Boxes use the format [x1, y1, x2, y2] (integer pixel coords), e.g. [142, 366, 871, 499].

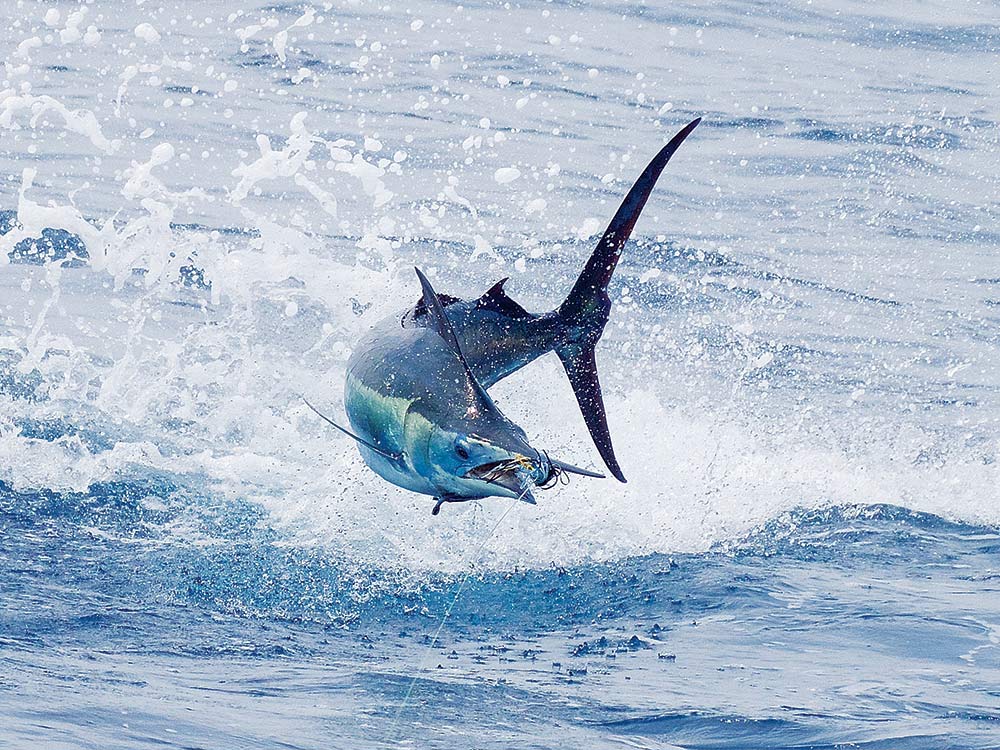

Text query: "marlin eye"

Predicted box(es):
[455, 444, 470, 460]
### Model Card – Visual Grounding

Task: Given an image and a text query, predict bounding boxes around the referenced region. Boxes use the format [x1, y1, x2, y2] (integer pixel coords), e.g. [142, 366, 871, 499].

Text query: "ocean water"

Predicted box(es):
[1, 1, 998, 748]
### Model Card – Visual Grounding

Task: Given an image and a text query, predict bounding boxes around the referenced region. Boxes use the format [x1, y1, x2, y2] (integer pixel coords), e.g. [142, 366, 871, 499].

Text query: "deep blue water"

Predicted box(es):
[2, 0, 999, 747]
[3, 480, 1000, 748]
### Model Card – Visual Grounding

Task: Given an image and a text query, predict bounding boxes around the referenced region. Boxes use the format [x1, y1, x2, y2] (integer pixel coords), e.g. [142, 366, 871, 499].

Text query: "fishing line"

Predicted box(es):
[389, 492, 522, 742]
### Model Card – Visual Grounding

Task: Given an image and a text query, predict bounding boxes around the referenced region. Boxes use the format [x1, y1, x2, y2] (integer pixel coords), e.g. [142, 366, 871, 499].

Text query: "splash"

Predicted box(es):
[1, 0, 997, 575]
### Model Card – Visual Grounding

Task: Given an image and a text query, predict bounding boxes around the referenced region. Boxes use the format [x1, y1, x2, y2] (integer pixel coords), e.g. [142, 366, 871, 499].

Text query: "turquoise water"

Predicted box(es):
[1, 1, 998, 747]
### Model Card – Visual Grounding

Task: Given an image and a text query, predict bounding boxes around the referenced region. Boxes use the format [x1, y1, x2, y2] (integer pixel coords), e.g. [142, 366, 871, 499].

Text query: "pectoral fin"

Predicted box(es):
[303, 397, 403, 462]
[432, 493, 470, 515]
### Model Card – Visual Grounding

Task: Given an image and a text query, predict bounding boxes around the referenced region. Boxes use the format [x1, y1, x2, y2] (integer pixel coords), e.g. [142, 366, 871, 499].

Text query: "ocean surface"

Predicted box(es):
[1, 1, 998, 748]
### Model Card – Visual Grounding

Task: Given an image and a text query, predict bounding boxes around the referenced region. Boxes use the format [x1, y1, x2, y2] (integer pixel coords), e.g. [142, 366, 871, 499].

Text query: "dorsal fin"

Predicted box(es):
[414, 267, 493, 408]
[476, 278, 532, 320]
[412, 291, 461, 320]
[415, 268, 465, 360]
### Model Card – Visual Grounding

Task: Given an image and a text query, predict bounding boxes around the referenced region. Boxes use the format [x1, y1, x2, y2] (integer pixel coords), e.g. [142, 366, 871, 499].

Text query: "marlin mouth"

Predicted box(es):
[464, 459, 534, 493]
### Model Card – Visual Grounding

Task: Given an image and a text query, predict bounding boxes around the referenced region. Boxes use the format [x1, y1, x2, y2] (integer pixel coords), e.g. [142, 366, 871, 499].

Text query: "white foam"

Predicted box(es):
[230, 112, 393, 211]
[273, 8, 314, 63]
[494, 167, 521, 184]
[0, 169, 115, 266]
[14, 37, 42, 59]
[0, 90, 119, 153]
[134, 23, 161, 45]
[59, 7, 88, 44]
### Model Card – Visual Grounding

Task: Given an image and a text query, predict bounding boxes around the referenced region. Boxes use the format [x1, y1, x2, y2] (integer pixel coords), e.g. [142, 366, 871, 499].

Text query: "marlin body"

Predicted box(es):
[314, 119, 701, 514]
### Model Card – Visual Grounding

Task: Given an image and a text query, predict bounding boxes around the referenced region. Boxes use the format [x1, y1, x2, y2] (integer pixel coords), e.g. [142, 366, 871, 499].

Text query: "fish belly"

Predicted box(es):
[344, 371, 436, 497]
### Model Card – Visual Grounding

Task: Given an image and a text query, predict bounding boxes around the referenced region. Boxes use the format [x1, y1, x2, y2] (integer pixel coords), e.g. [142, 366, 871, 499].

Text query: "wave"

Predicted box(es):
[4, 432, 997, 626]
[1, 217, 997, 575]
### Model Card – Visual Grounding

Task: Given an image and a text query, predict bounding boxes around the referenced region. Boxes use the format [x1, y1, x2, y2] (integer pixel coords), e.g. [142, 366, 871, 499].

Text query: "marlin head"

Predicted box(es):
[421, 412, 546, 502]
[414, 405, 605, 514]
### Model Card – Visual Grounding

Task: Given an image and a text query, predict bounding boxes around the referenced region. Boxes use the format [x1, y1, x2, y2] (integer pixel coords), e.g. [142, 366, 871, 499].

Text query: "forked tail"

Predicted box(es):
[556, 118, 701, 482]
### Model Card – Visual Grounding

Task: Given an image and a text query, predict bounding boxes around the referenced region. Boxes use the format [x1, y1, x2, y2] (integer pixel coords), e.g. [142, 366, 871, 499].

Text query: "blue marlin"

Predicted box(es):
[307, 119, 701, 514]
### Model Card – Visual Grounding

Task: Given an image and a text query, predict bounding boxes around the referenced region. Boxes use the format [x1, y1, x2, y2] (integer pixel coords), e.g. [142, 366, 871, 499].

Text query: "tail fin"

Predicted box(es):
[557, 118, 701, 482]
